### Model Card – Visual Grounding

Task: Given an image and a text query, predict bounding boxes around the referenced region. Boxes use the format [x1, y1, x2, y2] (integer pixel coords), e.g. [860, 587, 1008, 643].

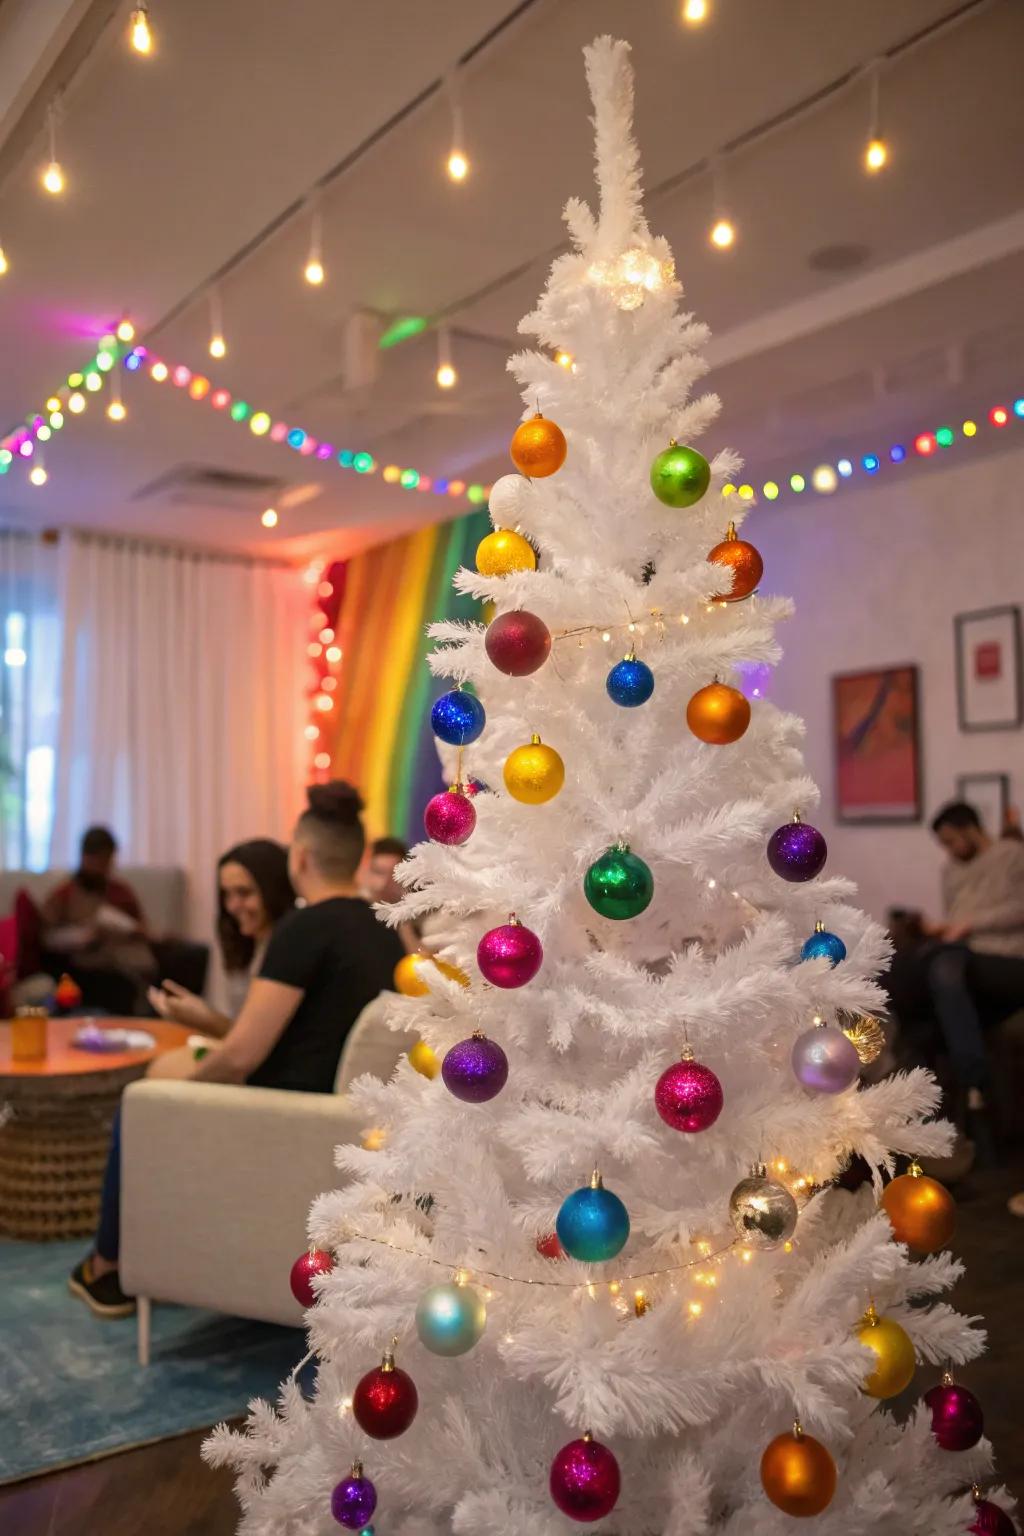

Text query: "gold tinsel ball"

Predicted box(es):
[394, 952, 430, 997]
[708, 523, 764, 602]
[881, 1166, 955, 1254]
[510, 413, 567, 478]
[476, 527, 537, 578]
[857, 1307, 917, 1399]
[408, 1040, 439, 1079]
[433, 957, 470, 988]
[686, 681, 751, 745]
[760, 1428, 836, 1518]
[503, 735, 565, 805]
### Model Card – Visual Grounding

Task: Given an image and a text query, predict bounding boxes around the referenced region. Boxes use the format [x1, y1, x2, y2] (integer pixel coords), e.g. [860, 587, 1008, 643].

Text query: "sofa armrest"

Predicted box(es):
[120, 1079, 362, 1326]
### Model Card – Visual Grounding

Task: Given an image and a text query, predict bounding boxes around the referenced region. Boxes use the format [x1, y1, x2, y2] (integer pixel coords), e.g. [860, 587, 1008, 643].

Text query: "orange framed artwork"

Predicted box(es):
[832, 664, 922, 823]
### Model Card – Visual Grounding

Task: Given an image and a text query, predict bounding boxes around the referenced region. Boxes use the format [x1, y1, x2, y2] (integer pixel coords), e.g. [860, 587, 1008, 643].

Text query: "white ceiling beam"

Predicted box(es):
[0, 0, 95, 152]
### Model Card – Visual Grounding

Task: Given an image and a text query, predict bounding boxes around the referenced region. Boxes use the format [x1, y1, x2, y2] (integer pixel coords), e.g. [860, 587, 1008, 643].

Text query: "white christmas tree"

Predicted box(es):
[207, 38, 1015, 1536]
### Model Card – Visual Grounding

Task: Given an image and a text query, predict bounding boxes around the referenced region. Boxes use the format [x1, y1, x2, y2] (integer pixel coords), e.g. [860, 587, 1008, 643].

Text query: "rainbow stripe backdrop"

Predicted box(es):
[322, 508, 491, 843]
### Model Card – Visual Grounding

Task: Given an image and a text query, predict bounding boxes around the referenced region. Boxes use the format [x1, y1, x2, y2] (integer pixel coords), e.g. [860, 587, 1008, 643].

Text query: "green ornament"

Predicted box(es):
[584, 844, 654, 921]
[650, 440, 711, 508]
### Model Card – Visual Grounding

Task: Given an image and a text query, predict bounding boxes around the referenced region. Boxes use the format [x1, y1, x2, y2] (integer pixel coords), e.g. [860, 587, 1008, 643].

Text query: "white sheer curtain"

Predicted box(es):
[0, 530, 61, 870]
[51, 531, 307, 940]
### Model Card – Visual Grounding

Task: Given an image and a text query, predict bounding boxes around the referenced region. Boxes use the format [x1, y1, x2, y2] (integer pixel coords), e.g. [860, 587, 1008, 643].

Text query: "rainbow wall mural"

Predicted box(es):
[319, 508, 490, 844]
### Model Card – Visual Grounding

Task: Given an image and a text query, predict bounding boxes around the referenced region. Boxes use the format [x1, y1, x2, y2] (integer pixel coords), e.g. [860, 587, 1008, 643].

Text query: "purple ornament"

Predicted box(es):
[792, 1024, 860, 1094]
[924, 1378, 984, 1450]
[477, 917, 543, 988]
[424, 785, 477, 845]
[442, 1033, 509, 1102]
[331, 1465, 377, 1529]
[767, 816, 827, 882]
[654, 1053, 723, 1132]
[971, 1498, 1017, 1536]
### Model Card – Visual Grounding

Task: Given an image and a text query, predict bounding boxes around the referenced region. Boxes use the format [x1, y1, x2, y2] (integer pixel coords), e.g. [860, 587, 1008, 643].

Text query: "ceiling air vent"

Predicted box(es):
[132, 464, 284, 509]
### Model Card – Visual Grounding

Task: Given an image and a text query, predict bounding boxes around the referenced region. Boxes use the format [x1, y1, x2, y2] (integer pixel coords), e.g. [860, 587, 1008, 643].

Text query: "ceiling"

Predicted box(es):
[0, 0, 1022, 557]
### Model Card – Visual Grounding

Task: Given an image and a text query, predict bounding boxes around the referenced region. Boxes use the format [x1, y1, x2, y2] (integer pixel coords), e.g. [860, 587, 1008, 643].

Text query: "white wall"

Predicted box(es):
[759, 445, 1024, 923]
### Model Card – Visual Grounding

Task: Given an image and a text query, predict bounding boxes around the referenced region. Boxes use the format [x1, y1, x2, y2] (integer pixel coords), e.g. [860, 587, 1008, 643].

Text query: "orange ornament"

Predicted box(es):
[686, 681, 751, 745]
[54, 973, 83, 1011]
[708, 521, 763, 602]
[880, 1162, 955, 1254]
[510, 413, 567, 478]
[761, 1423, 837, 1518]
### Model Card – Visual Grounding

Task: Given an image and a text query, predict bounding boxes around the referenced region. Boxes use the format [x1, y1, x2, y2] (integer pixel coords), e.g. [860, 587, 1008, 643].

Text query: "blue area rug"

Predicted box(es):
[0, 1239, 307, 1484]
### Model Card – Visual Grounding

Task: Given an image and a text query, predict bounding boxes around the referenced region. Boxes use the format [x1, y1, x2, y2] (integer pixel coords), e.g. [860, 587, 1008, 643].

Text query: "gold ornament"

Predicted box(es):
[856, 1302, 916, 1399]
[729, 1163, 798, 1247]
[760, 1422, 837, 1518]
[510, 413, 567, 478]
[476, 527, 536, 577]
[880, 1162, 955, 1254]
[686, 680, 751, 745]
[433, 957, 470, 988]
[408, 1040, 439, 1079]
[840, 1012, 885, 1065]
[503, 733, 565, 805]
[394, 952, 429, 997]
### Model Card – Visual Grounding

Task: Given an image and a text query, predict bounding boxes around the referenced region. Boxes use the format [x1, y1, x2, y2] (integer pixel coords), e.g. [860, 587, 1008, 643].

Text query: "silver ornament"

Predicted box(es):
[729, 1164, 798, 1247]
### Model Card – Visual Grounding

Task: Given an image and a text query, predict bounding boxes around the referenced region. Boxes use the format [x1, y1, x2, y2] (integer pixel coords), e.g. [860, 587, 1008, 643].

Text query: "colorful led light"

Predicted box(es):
[383, 465, 401, 484]
[338, 450, 354, 467]
[837, 458, 853, 477]
[914, 433, 936, 456]
[1014, 399, 1024, 418]
[353, 452, 374, 473]
[68, 392, 86, 414]
[189, 375, 210, 400]
[400, 468, 419, 488]
[210, 389, 231, 410]
[812, 465, 838, 494]
[85, 372, 103, 392]
[287, 428, 306, 450]
[710, 217, 735, 250]
[107, 399, 126, 422]
[124, 350, 144, 371]
[789, 473, 805, 492]
[935, 427, 954, 447]
[889, 444, 906, 463]
[96, 350, 115, 372]
[172, 365, 192, 388]
[862, 454, 879, 473]
[270, 422, 288, 442]
[261, 508, 278, 528]
[315, 443, 334, 460]
[18, 439, 33, 457]
[116, 318, 136, 343]
[49, 411, 64, 429]
[229, 400, 250, 422]
[68, 372, 84, 389]
[962, 420, 977, 437]
[762, 481, 779, 500]
[249, 411, 271, 436]
[990, 405, 1009, 426]
[467, 483, 486, 504]
[151, 361, 169, 382]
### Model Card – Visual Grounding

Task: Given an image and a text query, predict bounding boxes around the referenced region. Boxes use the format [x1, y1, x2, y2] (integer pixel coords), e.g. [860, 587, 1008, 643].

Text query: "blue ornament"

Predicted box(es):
[415, 1280, 486, 1355]
[556, 1174, 630, 1262]
[431, 689, 486, 746]
[606, 653, 655, 708]
[800, 922, 847, 967]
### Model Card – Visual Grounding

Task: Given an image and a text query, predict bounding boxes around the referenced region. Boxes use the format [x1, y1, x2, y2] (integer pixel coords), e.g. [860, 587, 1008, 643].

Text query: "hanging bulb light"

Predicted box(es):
[0, 240, 8, 276]
[41, 102, 66, 196]
[863, 62, 889, 173]
[445, 71, 470, 182]
[29, 457, 48, 487]
[130, 3, 154, 55]
[116, 316, 135, 343]
[708, 156, 735, 249]
[107, 375, 126, 422]
[681, 0, 709, 21]
[261, 507, 279, 528]
[208, 289, 227, 359]
[303, 202, 325, 285]
[68, 391, 86, 414]
[435, 325, 457, 389]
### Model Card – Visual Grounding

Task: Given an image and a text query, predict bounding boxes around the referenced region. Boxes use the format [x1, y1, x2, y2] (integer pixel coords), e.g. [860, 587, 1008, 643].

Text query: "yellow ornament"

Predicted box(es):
[433, 957, 470, 988]
[476, 527, 537, 577]
[857, 1303, 916, 1399]
[394, 952, 429, 997]
[503, 733, 565, 805]
[408, 1040, 439, 1079]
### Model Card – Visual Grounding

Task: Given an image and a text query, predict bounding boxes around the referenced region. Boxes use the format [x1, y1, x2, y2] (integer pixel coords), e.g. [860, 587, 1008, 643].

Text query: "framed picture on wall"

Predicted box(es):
[954, 605, 1023, 732]
[832, 664, 922, 823]
[954, 772, 1009, 836]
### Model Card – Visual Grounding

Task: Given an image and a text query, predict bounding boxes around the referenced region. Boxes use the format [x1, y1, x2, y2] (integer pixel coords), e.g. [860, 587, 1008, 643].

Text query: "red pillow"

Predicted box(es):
[14, 888, 42, 978]
[0, 914, 15, 1014]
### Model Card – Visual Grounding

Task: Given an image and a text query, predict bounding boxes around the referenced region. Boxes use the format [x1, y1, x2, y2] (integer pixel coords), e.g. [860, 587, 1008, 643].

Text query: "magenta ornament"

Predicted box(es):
[792, 1024, 860, 1094]
[654, 1051, 723, 1132]
[767, 815, 827, 882]
[924, 1377, 984, 1451]
[484, 609, 551, 676]
[424, 784, 477, 845]
[549, 1435, 621, 1523]
[330, 1465, 377, 1529]
[477, 916, 542, 988]
[441, 1032, 509, 1102]
[970, 1497, 1017, 1536]
[289, 1247, 334, 1307]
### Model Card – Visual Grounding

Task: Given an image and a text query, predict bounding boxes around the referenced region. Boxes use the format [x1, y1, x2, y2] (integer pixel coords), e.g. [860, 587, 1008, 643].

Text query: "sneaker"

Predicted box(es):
[68, 1257, 136, 1318]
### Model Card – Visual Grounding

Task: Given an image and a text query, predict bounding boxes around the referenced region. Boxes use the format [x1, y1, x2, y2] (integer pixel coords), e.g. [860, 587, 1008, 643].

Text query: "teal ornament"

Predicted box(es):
[800, 921, 847, 967]
[606, 652, 655, 708]
[584, 844, 653, 921]
[650, 440, 711, 508]
[556, 1173, 630, 1262]
[415, 1280, 486, 1356]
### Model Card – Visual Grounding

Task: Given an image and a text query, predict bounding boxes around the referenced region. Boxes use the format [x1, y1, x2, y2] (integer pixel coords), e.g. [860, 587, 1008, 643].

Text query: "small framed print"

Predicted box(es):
[832, 664, 922, 823]
[954, 605, 1023, 732]
[954, 772, 1009, 836]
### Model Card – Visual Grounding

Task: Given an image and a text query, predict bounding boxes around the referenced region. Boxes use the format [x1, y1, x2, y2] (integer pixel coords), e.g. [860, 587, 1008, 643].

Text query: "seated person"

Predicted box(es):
[362, 834, 419, 953]
[69, 781, 405, 1317]
[41, 826, 155, 1014]
[148, 838, 294, 1036]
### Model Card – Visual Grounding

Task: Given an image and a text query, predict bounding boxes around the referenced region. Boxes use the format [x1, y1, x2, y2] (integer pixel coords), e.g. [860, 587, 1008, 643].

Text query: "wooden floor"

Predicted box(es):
[3, 1162, 1022, 1536]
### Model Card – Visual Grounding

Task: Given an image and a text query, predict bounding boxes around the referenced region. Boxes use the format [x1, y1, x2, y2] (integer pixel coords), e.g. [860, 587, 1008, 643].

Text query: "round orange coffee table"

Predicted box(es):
[0, 1017, 191, 1241]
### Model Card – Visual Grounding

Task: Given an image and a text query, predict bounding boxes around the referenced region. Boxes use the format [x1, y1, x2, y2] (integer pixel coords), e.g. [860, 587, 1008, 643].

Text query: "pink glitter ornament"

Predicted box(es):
[424, 784, 477, 845]
[654, 1049, 723, 1132]
[549, 1434, 620, 1522]
[476, 915, 542, 988]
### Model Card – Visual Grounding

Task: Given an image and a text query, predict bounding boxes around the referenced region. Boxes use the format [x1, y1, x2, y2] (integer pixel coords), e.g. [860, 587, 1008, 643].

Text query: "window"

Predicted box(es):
[0, 534, 59, 869]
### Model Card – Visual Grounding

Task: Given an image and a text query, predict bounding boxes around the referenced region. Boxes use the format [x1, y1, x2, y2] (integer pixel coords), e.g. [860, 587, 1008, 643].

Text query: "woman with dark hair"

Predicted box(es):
[147, 839, 294, 1034]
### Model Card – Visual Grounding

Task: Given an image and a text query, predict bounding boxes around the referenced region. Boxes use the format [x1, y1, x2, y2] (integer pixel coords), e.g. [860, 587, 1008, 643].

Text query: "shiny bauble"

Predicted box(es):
[504, 735, 565, 805]
[606, 653, 655, 708]
[549, 1434, 621, 1523]
[510, 412, 567, 478]
[708, 522, 763, 601]
[441, 1032, 509, 1103]
[331, 1465, 378, 1529]
[485, 609, 551, 676]
[880, 1164, 955, 1254]
[54, 973, 83, 1012]
[970, 1495, 1017, 1536]
[767, 815, 828, 882]
[556, 1174, 630, 1263]
[476, 525, 536, 577]
[729, 1168, 798, 1248]
[654, 1051, 723, 1133]
[394, 952, 429, 997]
[424, 784, 476, 845]
[487, 472, 532, 527]
[924, 1376, 984, 1450]
[430, 688, 485, 746]
[650, 441, 711, 508]
[407, 1039, 439, 1079]
[415, 1280, 486, 1356]
[477, 917, 543, 988]
[686, 681, 751, 745]
[289, 1247, 334, 1307]
[352, 1348, 419, 1439]
[584, 844, 654, 921]
[760, 1428, 836, 1518]
[791, 1024, 861, 1094]
[536, 1230, 565, 1260]
[433, 957, 470, 987]
[857, 1306, 916, 1399]
[800, 921, 847, 967]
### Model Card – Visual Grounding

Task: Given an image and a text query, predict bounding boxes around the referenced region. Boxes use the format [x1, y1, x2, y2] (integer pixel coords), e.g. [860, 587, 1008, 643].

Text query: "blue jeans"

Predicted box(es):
[96, 1106, 122, 1263]
[925, 944, 1024, 1093]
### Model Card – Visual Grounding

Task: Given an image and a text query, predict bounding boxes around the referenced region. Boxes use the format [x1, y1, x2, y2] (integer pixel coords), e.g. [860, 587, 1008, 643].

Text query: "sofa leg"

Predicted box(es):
[137, 1295, 152, 1366]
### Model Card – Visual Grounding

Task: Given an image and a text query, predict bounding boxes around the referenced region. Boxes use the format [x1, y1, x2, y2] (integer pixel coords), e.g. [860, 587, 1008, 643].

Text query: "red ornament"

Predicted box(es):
[289, 1247, 334, 1307]
[54, 973, 83, 1012]
[485, 610, 551, 677]
[352, 1344, 419, 1439]
[971, 1494, 1017, 1536]
[536, 1231, 565, 1260]
[549, 1434, 620, 1523]
[654, 1050, 723, 1132]
[924, 1374, 984, 1451]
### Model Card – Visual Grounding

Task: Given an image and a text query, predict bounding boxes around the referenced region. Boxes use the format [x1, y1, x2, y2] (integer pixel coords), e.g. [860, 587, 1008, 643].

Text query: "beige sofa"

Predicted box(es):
[0, 866, 190, 937]
[119, 1000, 413, 1362]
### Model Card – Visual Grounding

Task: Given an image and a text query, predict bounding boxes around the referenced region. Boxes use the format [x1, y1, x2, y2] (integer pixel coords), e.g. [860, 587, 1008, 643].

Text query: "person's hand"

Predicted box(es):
[918, 916, 945, 938]
[147, 980, 217, 1029]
